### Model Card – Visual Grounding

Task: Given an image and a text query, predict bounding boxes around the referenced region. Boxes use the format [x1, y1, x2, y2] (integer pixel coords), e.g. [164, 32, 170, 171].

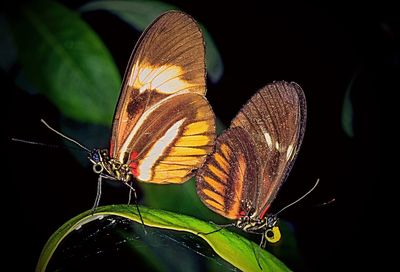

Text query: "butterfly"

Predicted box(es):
[90, 11, 215, 185]
[196, 81, 306, 246]
[42, 11, 216, 210]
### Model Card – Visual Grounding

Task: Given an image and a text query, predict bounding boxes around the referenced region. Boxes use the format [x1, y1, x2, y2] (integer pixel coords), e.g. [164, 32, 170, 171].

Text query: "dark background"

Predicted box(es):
[5, 1, 396, 271]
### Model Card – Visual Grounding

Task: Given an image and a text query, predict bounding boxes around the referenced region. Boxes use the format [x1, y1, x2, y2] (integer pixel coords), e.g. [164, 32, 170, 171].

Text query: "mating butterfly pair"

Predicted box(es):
[60, 11, 306, 246]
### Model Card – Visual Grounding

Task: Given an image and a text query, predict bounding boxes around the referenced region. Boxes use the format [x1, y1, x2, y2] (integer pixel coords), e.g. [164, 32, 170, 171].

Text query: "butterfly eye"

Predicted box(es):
[93, 163, 104, 174]
[101, 150, 108, 157]
[265, 226, 281, 243]
[267, 215, 278, 226]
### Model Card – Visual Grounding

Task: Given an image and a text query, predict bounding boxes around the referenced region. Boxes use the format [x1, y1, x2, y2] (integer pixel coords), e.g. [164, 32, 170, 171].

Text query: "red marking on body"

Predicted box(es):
[129, 151, 139, 177]
[259, 204, 271, 219]
[239, 210, 246, 217]
[129, 162, 138, 177]
[130, 151, 138, 160]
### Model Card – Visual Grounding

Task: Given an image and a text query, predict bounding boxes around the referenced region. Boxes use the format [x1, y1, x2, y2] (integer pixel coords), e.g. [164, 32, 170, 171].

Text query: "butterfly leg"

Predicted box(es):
[243, 229, 268, 249]
[124, 182, 147, 234]
[127, 181, 133, 205]
[91, 175, 103, 214]
[197, 222, 236, 236]
[259, 232, 267, 249]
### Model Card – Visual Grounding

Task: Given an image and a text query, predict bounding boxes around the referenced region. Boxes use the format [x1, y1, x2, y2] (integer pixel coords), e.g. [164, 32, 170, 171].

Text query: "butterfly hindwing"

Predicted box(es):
[129, 92, 215, 183]
[196, 127, 260, 219]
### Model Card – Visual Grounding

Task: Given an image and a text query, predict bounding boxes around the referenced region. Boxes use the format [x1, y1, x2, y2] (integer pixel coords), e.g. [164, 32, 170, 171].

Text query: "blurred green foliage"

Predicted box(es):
[6, 0, 121, 125]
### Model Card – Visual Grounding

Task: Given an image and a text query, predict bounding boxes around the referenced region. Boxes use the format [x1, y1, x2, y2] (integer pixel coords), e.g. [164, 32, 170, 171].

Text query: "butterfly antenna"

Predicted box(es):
[40, 119, 91, 152]
[11, 138, 85, 152]
[315, 197, 336, 207]
[276, 178, 320, 216]
[11, 138, 60, 148]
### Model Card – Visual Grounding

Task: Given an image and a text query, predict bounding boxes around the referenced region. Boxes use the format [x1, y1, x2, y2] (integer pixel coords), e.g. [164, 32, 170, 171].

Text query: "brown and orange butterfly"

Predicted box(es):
[43, 11, 215, 208]
[196, 81, 306, 246]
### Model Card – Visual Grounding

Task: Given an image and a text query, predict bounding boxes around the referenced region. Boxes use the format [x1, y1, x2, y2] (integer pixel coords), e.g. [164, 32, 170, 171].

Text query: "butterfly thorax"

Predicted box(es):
[88, 149, 133, 183]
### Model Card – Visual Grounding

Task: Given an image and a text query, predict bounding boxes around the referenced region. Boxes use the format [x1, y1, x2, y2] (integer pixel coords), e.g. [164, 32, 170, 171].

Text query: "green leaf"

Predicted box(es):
[36, 205, 290, 272]
[141, 178, 229, 223]
[80, 0, 224, 83]
[7, 1, 121, 125]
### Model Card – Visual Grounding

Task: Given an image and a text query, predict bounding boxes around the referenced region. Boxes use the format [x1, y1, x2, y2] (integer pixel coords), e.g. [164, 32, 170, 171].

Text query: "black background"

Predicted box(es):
[5, 1, 396, 271]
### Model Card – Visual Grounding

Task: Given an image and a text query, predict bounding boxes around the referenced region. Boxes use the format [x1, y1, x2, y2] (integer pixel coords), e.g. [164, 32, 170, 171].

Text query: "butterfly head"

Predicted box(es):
[88, 149, 109, 174]
[237, 213, 281, 245]
[263, 214, 281, 244]
[88, 149, 133, 183]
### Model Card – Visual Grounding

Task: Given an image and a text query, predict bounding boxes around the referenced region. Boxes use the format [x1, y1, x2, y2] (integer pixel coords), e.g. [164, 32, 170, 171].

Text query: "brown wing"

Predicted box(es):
[196, 127, 261, 219]
[108, 11, 215, 184]
[231, 81, 306, 217]
[110, 11, 207, 158]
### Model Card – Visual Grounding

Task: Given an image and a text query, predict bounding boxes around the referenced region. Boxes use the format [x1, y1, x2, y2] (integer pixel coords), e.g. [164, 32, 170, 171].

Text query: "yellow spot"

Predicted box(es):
[175, 135, 210, 147]
[208, 164, 228, 181]
[214, 153, 229, 173]
[203, 189, 224, 205]
[183, 121, 210, 135]
[220, 144, 231, 159]
[203, 176, 225, 195]
[265, 226, 281, 243]
[169, 146, 208, 156]
[137, 119, 185, 181]
[205, 199, 224, 211]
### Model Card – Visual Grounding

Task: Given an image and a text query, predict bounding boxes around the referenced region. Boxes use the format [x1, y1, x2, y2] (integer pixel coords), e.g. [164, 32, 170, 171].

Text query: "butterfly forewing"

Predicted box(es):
[231, 81, 307, 217]
[109, 11, 215, 184]
[111, 11, 206, 156]
[196, 127, 261, 219]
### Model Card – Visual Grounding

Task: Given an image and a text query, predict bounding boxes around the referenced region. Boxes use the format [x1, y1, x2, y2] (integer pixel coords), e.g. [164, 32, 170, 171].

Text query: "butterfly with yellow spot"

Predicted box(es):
[196, 81, 307, 247]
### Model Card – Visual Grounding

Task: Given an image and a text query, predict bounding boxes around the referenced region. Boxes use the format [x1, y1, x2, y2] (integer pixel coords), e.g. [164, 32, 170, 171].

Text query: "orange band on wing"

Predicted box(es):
[203, 189, 224, 205]
[203, 176, 225, 195]
[226, 153, 246, 218]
